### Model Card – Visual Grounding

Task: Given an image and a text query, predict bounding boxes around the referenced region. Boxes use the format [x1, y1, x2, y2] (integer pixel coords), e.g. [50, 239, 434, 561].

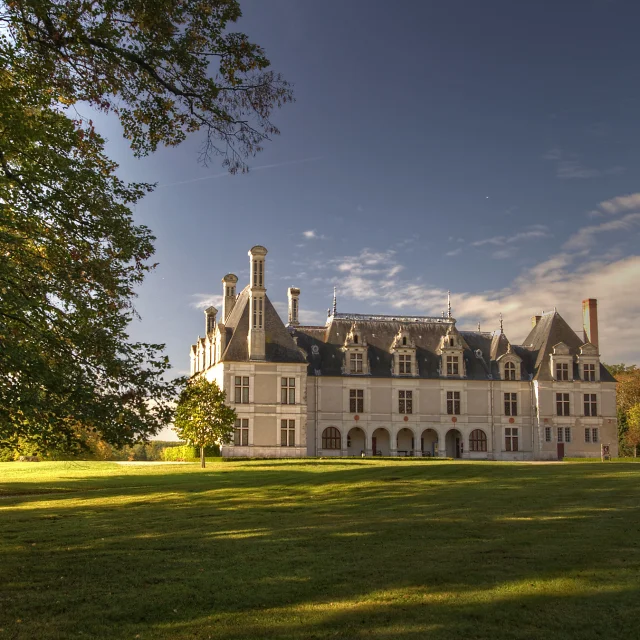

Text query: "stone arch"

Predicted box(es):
[420, 428, 439, 457]
[347, 427, 366, 456]
[445, 428, 463, 459]
[371, 427, 390, 456]
[396, 427, 415, 456]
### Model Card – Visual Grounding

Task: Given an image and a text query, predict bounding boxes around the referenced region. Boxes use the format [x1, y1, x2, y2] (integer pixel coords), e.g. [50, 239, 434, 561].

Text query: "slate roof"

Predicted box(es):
[290, 310, 614, 382]
[220, 286, 306, 364]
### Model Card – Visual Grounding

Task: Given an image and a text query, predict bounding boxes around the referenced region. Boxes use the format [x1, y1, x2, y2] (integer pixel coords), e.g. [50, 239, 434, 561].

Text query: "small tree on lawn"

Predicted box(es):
[625, 404, 640, 458]
[174, 378, 236, 468]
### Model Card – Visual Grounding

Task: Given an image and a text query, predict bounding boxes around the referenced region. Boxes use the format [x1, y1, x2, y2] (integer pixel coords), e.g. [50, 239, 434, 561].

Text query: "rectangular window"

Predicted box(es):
[446, 355, 459, 376]
[545, 426, 552, 442]
[557, 427, 563, 443]
[585, 428, 591, 443]
[504, 392, 518, 416]
[281, 419, 295, 447]
[234, 376, 249, 404]
[584, 393, 597, 417]
[281, 378, 296, 404]
[399, 390, 413, 414]
[592, 428, 599, 443]
[584, 363, 596, 382]
[349, 389, 364, 413]
[399, 354, 412, 375]
[234, 418, 249, 446]
[555, 362, 569, 381]
[564, 427, 571, 443]
[505, 427, 519, 452]
[350, 352, 363, 374]
[556, 393, 570, 416]
[446, 391, 461, 415]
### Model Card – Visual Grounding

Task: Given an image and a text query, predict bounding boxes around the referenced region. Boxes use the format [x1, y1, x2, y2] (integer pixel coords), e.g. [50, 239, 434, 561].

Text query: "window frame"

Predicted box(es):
[446, 390, 461, 415]
[398, 354, 412, 375]
[349, 352, 363, 374]
[545, 426, 552, 442]
[555, 362, 569, 381]
[504, 392, 518, 416]
[469, 429, 487, 452]
[504, 361, 517, 381]
[556, 392, 570, 416]
[505, 427, 519, 452]
[399, 390, 413, 414]
[349, 389, 364, 413]
[583, 363, 596, 382]
[233, 418, 249, 446]
[281, 419, 295, 447]
[234, 376, 250, 404]
[446, 355, 459, 376]
[583, 393, 597, 417]
[321, 427, 341, 450]
[281, 377, 296, 405]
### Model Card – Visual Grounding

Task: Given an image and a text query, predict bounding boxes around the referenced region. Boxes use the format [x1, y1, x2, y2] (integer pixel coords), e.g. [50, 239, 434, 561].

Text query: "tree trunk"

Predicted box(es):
[200, 445, 206, 468]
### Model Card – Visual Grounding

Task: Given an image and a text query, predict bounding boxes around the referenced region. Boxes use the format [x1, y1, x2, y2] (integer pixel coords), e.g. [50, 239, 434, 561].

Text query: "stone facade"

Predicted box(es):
[189, 246, 618, 461]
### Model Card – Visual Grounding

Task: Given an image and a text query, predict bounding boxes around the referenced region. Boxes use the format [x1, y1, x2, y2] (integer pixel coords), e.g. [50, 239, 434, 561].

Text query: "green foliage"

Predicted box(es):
[161, 443, 219, 461]
[174, 378, 235, 466]
[603, 364, 640, 454]
[2, 0, 294, 170]
[625, 404, 640, 457]
[1, 0, 292, 453]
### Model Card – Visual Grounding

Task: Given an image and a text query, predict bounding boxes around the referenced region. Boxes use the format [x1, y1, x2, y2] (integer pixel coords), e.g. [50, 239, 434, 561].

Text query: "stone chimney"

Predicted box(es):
[204, 306, 217, 335]
[222, 273, 238, 321]
[248, 246, 267, 360]
[288, 287, 300, 326]
[531, 315, 541, 328]
[582, 298, 599, 347]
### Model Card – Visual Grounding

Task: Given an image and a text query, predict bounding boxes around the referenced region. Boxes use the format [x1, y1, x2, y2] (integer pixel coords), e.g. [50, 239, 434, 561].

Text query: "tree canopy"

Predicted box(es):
[173, 378, 236, 467]
[0, 0, 292, 453]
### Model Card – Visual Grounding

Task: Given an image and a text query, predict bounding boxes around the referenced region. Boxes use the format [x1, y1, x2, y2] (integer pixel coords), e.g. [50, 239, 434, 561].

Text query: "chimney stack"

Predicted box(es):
[287, 287, 300, 326]
[248, 246, 268, 360]
[582, 298, 599, 347]
[204, 306, 217, 334]
[222, 274, 238, 322]
[531, 315, 541, 327]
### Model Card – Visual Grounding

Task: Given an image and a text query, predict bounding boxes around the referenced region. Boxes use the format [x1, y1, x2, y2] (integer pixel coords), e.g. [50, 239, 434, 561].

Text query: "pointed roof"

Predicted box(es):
[220, 286, 306, 363]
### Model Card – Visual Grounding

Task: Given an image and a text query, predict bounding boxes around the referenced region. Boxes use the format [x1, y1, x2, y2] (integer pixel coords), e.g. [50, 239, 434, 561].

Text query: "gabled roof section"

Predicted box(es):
[221, 289, 306, 363]
[520, 311, 614, 382]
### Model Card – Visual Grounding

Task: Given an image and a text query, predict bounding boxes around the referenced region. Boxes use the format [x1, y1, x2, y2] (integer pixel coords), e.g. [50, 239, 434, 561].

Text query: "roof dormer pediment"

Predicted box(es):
[391, 328, 415, 350]
[579, 342, 599, 356]
[344, 323, 366, 348]
[551, 342, 571, 356]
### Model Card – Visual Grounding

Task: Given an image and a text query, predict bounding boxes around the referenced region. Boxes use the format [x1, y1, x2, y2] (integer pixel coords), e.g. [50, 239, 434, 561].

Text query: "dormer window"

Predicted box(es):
[550, 342, 573, 382]
[354, 335, 359, 345]
[402, 336, 407, 346]
[446, 355, 459, 376]
[555, 362, 569, 381]
[391, 329, 417, 376]
[349, 352, 363, 374]
[504, 361, 516, 380]
[577, 343, 600, 382]
[399, 354, 412, 375]
[583, 364, 596, 382]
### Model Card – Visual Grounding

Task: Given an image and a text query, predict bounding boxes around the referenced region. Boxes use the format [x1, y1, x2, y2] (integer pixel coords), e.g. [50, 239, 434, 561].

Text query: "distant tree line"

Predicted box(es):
[606, 364, 640, 457]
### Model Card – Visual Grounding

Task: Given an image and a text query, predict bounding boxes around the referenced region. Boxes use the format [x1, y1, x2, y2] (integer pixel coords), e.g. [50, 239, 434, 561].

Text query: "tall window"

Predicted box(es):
[545, 426, 552, 442]
[252, 297, 263, 329]
[349, 353, 363, 374]
[322, 427, 341, 450]
[399, 390, 413, 414]
[556, 393, 570, 416]
[583, 363, 596, 382]
[557, 427, 571, 443]
[504, 392, 517, 416]
[446, 356, 459, 376]
[281, 419, 295, 447]
[470, 429, 487, 452]
[584, 393, 597, 417]
[350, 389, 364, 413]
[252, 259, 264, 288]
[555, 362, 569, 381]
[235, 376, 249, 404]
[234, 418, 249, 446]
[504, 362, 517, 381]
[281, 378, 296, 404]
[505, 427, 519, 451]
[446, 391, 461, 415]
[399, 354, 412, 375]
[591, 428, 599, 443]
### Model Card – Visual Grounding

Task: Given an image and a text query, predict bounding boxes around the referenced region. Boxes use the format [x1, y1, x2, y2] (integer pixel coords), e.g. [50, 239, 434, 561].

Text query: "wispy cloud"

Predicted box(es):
[302, 230, 318, 239]
[445, 248, 462, 257]
[471, 225, 550, 248]
[590, 192, 640, 217]
[190, 294, 224, 310]
[544, 148, 624, 180]
[564, 213, 640, 251]
[159, 156, 324, 188]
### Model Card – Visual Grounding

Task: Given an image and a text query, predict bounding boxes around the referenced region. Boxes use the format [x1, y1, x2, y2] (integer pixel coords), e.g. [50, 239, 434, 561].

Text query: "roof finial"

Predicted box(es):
[499, 312, 504, 334]
[447, 290, 452, 319]
[332, 286, 337, 316]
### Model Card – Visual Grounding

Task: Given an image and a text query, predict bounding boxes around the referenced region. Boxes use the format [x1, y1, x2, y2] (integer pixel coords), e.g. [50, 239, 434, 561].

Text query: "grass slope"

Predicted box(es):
[1, 459, 639, 639]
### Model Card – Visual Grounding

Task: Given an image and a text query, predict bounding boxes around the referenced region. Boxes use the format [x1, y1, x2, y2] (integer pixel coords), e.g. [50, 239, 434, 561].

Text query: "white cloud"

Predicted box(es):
[445, 248, 462, 257]
[563, 213, 640, 251]
[472, 226, 549, 247]
[302, 230, 318, 239]
[594, 192, 640, 216]
[543, 148, 624, 180]
[190, 294, 224, 310]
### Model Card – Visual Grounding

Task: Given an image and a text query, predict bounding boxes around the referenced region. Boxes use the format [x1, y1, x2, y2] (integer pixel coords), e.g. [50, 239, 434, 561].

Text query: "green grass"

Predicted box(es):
[1, 460, 639, 639]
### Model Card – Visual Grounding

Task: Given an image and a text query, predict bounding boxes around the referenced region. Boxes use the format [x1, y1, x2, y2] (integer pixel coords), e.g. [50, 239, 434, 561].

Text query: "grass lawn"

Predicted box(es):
[1, 459, 640, 639]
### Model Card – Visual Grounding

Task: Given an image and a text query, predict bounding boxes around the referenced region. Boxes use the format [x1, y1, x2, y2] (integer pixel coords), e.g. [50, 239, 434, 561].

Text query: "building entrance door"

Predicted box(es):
[557, 443, 565, 461]
[372, 436, 377, 456]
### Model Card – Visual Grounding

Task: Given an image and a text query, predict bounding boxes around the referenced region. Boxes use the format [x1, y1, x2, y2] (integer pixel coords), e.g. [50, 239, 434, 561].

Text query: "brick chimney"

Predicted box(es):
[531, 315, 541, 327]
[582, 298, 599, 347]
[288, 287, 300, 326]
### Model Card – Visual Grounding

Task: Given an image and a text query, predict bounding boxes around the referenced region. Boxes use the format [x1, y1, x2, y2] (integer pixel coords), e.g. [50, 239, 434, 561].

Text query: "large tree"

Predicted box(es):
[605, 364, 640, 456]
[173, 378, 236, 468]
[0, 0, 293, 452]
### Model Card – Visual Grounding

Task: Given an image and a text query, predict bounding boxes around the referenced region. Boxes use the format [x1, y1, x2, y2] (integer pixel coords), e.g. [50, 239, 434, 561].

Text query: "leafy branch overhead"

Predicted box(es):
[3, 0, 294, 171]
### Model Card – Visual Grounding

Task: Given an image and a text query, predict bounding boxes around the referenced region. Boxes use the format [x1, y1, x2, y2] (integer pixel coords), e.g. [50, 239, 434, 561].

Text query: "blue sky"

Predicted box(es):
[96, 0, 640, 384]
